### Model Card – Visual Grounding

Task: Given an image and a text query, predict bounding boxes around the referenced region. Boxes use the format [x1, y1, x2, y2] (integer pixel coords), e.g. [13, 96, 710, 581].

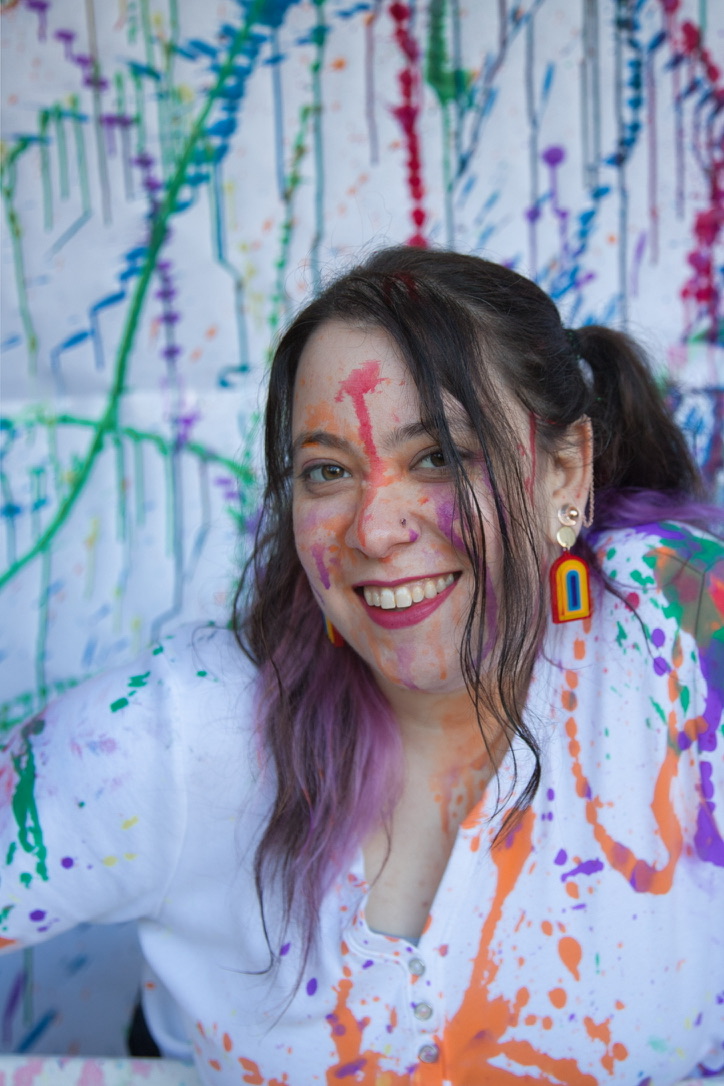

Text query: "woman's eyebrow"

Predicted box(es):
[293, 423, 432, 457]
[292, 431, 356, 456]
[292, 420, 475, 456]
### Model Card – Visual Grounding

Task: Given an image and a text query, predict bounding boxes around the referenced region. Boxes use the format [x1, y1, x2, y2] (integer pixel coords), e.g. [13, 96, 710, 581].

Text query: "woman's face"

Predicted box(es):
[291, 321, 539, 697]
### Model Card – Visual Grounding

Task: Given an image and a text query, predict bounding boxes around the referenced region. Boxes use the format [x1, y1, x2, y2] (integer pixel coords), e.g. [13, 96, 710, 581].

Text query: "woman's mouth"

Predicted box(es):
[361, 573, 456, 611]
[355, 573, 460, 629]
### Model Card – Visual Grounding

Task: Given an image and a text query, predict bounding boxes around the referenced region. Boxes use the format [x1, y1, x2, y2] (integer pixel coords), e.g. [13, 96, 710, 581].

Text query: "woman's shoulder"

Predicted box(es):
[4, 623, 260, 777]
[592, 520, 723, 656]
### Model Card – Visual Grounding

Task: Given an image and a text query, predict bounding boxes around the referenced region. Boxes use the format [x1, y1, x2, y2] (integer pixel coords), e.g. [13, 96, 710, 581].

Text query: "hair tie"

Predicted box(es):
[564, 327, 581, 358]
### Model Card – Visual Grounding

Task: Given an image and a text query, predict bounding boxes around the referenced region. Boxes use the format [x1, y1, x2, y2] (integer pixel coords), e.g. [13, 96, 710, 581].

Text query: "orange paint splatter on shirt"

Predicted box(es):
[548, 987, 567, 1009]
[584, 1016, 629, 1073]
[431, 810, 597, 1083]
[565, 707, 685, 894]
[558, 936, 582, 980]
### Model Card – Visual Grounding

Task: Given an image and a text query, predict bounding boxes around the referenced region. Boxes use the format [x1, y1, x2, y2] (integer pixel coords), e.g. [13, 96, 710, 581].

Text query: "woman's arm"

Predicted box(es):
[0, 636, 192, 951]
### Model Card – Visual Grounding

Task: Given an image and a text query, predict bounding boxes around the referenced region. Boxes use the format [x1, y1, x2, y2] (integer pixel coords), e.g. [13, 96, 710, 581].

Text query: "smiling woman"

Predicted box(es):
[2, 247, 724, 1083]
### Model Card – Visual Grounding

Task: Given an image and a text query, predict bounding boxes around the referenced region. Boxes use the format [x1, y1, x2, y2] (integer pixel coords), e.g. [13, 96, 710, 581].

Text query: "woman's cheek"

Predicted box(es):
[294, 505, 348, 593]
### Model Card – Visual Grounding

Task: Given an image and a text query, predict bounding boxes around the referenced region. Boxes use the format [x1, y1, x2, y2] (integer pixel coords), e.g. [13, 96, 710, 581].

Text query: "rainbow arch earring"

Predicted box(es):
[324, 616, 345, 647]
[549, 504, 592, 623]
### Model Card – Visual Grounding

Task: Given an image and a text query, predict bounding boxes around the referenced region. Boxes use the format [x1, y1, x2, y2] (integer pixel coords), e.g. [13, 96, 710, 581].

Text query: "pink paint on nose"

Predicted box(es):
[311, 543, 331, 589]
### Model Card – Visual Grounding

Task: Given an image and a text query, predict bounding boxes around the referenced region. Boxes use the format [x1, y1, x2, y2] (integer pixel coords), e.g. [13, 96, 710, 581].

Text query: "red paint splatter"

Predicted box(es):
[389, 3, 428, 247]
[658, 4, 724, 342]
[335, 360, 389, 546]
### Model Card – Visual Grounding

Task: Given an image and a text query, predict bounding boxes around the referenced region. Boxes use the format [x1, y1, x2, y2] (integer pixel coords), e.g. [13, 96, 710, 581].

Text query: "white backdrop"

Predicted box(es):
[1, 0, 722, 1055]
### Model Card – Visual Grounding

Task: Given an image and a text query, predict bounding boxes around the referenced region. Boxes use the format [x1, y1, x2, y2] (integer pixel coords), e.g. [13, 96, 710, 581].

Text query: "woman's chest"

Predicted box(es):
[157, 785, 722, 1084]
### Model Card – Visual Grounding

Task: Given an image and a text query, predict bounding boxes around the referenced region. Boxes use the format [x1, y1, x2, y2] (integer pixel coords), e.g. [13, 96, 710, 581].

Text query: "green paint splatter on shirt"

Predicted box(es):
[110, 697, 129, 712]
[650, 699, 666, 725]
[616, 622, 627, 647]
[643, 528, 724, 652]
[197, 670, 207, 677]
[680, 685, 690, 713]
[152, 645, 164, 655]
[128, 671, 150, 689]
[631, 568, 655, 587]
[10, 719, 48, 881]
[20, 872, 32, 888]
[6, 841, 16, 865]
[0, 904, 15, 926]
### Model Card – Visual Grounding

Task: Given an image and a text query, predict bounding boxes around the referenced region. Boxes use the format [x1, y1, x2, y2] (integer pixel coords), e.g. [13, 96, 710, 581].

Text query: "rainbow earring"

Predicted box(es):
[324, 616, 345, 647]
[549, 504, 592, 623]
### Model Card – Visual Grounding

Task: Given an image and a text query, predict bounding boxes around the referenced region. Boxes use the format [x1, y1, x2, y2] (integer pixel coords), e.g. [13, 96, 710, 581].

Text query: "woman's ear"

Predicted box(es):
[545, 417, 593, 540]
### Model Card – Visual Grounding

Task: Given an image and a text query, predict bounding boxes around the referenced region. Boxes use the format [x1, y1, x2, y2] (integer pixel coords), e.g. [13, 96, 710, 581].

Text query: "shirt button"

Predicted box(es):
[408, 957, 426, 976]
[413, 1001, 433, 1020]
[418, 1043, 440, 1063]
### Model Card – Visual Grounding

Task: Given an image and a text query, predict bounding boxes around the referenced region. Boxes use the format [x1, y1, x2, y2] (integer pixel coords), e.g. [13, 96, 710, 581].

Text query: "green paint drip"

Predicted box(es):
[39, 110, 53, 232]
[11, 730, 48, 881]
[0, 138, 40, 375]
[0, 1, 267, 595]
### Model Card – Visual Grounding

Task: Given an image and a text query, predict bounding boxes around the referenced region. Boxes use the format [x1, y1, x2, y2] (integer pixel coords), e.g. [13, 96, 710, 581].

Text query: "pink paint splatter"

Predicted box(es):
[335, 361, 389, 547]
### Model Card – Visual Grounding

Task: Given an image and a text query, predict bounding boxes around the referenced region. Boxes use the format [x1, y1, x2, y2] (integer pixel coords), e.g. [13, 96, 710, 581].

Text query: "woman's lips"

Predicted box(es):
[356, 574, 459, 629]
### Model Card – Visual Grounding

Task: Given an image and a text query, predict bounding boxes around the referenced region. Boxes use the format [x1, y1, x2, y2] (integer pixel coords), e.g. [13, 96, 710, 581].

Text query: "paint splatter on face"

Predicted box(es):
[291, 321, 545, 698]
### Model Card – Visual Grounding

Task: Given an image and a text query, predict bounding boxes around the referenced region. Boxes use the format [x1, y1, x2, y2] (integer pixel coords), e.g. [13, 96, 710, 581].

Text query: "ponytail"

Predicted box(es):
[574, 325, 704, 498]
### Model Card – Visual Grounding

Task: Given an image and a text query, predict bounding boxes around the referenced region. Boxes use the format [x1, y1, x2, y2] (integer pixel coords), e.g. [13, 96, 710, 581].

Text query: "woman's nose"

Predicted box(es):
[344, 482, 419, 558]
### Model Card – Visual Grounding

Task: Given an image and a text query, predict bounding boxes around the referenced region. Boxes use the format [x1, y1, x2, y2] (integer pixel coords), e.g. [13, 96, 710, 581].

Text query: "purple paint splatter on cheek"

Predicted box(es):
[408, 529, 419, 542]
[310, 543, 331, 590]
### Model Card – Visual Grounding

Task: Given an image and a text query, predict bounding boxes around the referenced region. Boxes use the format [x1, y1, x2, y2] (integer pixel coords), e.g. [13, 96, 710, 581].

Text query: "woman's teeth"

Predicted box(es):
[362, 573, 455, 610]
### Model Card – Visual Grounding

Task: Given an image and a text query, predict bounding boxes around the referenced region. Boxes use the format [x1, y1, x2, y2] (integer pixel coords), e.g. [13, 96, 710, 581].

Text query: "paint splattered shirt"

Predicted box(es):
[1, 522, 723, 1084]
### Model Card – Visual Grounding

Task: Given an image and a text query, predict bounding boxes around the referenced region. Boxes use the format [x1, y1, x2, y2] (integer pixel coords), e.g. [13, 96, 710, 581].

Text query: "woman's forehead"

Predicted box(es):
[292, 321, 419, 427]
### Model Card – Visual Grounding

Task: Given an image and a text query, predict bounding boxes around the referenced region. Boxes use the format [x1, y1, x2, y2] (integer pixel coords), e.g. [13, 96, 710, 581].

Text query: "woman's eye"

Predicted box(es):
[304, 463, 350, 483]
[417, 450, 447, 469]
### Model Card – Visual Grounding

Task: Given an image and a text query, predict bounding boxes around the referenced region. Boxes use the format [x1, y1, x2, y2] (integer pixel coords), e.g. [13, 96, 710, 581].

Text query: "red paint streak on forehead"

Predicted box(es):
[334, 359, 386, 467]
